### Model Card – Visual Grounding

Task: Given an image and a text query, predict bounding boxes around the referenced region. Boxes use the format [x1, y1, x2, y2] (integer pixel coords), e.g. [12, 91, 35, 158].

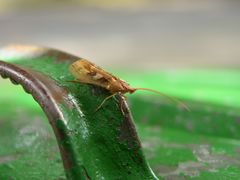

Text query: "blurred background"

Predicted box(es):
[0, 0, 240, 70]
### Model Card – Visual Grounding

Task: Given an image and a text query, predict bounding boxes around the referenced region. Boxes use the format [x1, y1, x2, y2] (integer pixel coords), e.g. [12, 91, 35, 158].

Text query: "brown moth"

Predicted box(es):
[69, 59, 189, 111]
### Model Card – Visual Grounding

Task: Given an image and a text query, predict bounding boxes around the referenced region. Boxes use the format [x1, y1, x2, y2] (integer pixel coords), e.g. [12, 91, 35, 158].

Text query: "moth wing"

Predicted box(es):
[69, 59, 112, 88]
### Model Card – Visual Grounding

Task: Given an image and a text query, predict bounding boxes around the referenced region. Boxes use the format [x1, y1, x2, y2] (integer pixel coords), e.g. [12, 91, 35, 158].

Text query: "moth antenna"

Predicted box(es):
[134, 88, 190, 111]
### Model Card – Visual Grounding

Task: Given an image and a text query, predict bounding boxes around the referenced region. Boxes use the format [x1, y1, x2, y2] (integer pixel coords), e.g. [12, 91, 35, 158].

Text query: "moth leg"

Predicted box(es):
[95, 93, 118, 112]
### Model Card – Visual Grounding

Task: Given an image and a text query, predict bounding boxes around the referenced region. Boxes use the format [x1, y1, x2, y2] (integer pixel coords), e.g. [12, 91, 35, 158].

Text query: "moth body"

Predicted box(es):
[69, 59, 189, 111]
[69, 59, 136, 94]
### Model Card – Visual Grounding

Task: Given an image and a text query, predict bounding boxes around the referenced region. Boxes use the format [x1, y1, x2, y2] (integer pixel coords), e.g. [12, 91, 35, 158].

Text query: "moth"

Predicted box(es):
[69, 59, 189, 111]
